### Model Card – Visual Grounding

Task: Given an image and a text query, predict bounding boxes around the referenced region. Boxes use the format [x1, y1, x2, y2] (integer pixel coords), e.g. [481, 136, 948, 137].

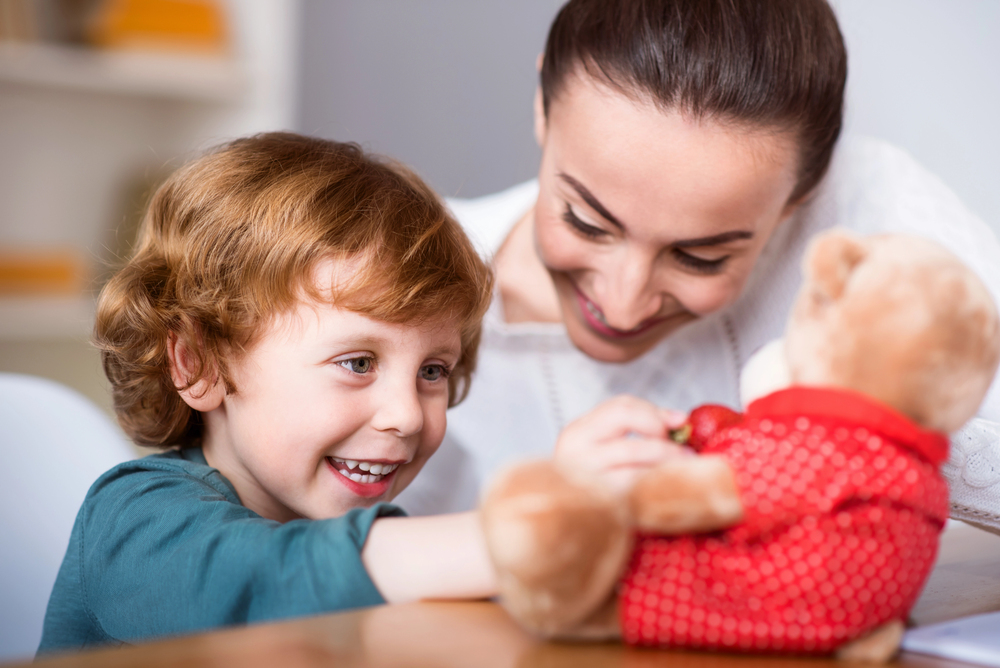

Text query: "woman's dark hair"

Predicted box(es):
[541, 0, 847, 203]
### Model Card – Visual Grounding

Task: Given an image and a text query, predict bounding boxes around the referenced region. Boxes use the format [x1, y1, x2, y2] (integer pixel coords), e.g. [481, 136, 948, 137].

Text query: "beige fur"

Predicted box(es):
[480, 231, 1000, 658]
[481, 461, 632, 636]
[787, 232, 1000, 433]
[629, 455, 743, 534]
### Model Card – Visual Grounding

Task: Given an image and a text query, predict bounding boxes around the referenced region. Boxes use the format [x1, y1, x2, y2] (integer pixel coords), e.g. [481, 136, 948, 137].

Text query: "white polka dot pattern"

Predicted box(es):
[620, 388, 949, 654]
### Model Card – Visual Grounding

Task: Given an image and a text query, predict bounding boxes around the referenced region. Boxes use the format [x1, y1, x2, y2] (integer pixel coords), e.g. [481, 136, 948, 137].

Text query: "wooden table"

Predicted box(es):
[12, 521, 1000, 668]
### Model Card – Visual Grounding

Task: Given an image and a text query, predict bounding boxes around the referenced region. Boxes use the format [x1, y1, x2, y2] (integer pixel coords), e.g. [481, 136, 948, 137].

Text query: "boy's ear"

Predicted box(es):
[167, 332, 225, 412]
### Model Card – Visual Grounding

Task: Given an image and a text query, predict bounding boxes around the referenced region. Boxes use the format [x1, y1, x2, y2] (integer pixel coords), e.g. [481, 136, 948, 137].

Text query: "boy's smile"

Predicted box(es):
[326, 457, 402, 497]
[186, 259, 462, 522]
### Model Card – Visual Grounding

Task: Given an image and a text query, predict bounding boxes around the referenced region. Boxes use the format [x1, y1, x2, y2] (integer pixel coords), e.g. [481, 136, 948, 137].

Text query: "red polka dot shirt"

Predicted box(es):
[620, 387, 950, 654]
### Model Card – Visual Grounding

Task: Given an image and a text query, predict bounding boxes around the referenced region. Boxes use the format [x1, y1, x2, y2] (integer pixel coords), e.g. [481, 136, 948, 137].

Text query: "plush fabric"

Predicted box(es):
[620, 387, 948, 653]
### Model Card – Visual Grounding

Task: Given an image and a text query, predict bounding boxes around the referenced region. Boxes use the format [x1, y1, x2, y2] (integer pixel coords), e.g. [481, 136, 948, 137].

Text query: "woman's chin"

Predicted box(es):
[564, 316, 686, 364]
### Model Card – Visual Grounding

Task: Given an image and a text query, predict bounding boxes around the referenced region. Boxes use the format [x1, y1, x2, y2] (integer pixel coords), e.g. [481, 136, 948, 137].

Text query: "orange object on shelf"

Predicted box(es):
[0, 248, 88, 295]
[0, 0, 39, 42]
[87, 0, 229, 54]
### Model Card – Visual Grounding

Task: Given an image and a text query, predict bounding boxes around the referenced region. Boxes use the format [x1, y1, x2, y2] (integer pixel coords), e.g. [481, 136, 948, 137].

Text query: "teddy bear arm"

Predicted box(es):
[481, 460, 632, 638]
[552, 595, 623, 641]
[629, 454, 744, 534]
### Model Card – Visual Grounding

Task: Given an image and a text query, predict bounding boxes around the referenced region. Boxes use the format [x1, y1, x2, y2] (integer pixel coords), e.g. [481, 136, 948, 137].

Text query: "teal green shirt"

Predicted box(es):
[38, 448, 404, 653]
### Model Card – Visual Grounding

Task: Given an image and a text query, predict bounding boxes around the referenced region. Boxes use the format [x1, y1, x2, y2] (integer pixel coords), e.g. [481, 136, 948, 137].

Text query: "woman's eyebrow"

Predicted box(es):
[558, 173, 755, 246]
[558, 173, 624, 229]
[673, 230, 755, 248]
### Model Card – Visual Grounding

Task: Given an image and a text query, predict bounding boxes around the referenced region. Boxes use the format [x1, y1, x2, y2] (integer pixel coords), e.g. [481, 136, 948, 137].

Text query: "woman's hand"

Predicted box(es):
[554, 395, 692, 496]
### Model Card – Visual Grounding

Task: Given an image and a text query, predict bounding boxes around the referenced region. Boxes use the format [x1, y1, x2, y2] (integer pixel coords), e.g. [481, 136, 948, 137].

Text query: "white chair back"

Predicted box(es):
[0, 373, 134, 662]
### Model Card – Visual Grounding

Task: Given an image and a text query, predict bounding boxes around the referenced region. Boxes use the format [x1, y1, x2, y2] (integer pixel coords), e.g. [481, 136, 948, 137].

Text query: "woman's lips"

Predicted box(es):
[573, 284, 668, 339]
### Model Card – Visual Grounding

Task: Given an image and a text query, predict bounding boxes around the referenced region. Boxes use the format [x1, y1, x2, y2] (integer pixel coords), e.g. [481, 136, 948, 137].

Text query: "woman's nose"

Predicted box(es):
[597, 252, 664, 331]
[371, 380, 424, 438]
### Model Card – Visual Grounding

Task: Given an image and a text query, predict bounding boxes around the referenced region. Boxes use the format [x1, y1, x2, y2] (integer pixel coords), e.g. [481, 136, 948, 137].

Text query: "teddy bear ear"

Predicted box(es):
[804, 229, 868, 301]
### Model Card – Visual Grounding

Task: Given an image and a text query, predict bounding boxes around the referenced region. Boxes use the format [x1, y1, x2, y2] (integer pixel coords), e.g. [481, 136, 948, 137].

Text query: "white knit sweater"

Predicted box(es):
[395, 137, 1000, 533]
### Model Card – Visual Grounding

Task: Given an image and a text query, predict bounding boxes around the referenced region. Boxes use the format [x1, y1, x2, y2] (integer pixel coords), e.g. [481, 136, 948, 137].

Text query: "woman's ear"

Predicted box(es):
[534, 51, 547, 147]
[533, 84, 547, 147]
[167, 332, 225, 412]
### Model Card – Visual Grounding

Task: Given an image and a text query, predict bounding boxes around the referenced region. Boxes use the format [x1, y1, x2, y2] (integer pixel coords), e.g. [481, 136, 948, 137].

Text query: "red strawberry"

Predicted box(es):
[670, 404, 743, 452]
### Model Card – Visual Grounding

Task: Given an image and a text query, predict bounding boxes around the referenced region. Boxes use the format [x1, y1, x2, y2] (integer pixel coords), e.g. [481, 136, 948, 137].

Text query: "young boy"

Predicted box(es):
[38, 133, 495, 652]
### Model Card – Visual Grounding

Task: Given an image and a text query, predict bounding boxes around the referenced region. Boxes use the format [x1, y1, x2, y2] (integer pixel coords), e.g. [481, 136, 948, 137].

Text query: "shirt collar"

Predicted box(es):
[746, 386, 949, 466]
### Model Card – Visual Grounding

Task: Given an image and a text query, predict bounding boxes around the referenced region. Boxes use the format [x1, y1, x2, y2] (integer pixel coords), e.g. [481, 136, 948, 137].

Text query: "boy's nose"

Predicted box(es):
[371, 382, 424, 438]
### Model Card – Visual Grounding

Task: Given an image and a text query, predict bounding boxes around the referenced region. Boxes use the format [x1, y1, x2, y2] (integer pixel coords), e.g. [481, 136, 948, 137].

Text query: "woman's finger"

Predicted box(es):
[659, 407, 688, 430]
[568, 395, 672, 441]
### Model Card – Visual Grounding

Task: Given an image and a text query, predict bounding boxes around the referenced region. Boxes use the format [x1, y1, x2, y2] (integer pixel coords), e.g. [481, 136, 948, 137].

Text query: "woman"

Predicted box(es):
[396, 0, 1000, 533]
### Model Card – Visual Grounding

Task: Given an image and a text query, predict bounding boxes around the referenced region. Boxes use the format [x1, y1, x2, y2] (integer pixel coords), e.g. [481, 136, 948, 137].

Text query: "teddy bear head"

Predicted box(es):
[782, 230, 1000, 434]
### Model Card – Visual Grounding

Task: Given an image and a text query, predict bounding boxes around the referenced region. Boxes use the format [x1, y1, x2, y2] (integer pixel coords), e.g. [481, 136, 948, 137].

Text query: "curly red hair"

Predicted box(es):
[96, 133, 493, 448]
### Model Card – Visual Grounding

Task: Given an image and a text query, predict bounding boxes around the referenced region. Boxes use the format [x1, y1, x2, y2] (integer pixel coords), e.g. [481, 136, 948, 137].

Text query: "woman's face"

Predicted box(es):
[533, 73, 802, 363]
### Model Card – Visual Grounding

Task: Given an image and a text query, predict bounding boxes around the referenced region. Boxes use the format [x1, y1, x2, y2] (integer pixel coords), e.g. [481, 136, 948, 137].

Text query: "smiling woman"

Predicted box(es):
[395, 0, 1000, 534]
[519, 77, 802, 362]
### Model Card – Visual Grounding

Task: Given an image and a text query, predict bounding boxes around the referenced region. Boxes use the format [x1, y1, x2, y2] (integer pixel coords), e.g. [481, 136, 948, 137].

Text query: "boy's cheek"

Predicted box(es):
[391, 419, 448, 497]
[427, 403, 451, 451]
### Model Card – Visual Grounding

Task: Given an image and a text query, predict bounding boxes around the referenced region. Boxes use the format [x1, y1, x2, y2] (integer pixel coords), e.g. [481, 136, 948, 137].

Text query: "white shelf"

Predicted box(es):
[0, 41, 247, 103]
[0, 296, 96, 340]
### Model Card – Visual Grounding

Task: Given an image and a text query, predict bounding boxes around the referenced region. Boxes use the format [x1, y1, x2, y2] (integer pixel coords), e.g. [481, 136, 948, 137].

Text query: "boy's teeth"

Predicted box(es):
[338, 469, 384, 484]
[330, 457, 400, 478]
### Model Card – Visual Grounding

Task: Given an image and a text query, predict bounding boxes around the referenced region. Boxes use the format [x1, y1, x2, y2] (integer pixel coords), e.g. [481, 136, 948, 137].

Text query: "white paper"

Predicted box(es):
[903, 611, 1000, 667]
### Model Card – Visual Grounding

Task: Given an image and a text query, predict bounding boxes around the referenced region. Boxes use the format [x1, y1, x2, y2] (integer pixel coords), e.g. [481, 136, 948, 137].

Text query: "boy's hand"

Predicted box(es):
[554, 395, 693, 496]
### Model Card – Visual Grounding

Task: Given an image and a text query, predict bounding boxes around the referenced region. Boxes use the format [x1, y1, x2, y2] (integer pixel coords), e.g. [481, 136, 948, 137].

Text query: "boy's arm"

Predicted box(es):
[46, 461, 399, 649]
[362, 511, 497, 603]
[361, 397, 689, 604]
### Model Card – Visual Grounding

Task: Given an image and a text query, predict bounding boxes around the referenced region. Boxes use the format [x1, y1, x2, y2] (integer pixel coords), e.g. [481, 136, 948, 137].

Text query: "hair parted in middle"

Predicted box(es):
[541, 0, 848, 204]
[96, 132, 493, 449]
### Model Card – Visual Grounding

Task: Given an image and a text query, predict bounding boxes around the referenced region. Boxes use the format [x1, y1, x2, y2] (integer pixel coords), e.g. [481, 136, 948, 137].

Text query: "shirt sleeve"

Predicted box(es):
[945, 418, 1000, 533]
[77, 461, 403, 644]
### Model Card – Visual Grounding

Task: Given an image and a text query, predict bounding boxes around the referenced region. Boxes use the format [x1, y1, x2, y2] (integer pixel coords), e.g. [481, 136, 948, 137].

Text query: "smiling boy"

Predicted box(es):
[38, 133, 493, 652]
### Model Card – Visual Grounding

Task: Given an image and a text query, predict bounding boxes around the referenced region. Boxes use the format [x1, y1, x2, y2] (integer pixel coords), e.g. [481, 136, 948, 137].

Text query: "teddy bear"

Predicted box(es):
[480, 230, 1000, 661]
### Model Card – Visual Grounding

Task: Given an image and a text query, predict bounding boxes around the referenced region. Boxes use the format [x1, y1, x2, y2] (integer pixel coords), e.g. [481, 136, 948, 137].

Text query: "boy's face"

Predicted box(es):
[199, 262, 461, 522]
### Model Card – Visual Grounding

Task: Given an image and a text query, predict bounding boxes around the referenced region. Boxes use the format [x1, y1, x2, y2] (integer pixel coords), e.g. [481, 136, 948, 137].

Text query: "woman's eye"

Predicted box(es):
[671, 248, 729, 274]
[337, 356, 375, 374]
[419, 364, 451, 382]
[562, 204, 607, 239]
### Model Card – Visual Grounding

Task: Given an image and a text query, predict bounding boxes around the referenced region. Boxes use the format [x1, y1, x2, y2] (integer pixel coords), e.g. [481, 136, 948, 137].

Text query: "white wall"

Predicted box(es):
[834, 0, 1000, 232]
[298, 1, 1000, 235]
[298, 0, 563, 198]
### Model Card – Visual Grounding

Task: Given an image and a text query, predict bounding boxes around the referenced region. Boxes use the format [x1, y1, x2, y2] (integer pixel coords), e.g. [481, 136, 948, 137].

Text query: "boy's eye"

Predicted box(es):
[562, 204, 607, 239]
[671, 248, 729, 274]
[338, 356, 375, 374]
[418, 364, 450, 382]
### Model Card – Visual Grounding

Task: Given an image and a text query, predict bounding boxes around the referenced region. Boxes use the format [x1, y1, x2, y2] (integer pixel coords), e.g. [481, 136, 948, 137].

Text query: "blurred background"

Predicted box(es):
[1, 0, 999, 431]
